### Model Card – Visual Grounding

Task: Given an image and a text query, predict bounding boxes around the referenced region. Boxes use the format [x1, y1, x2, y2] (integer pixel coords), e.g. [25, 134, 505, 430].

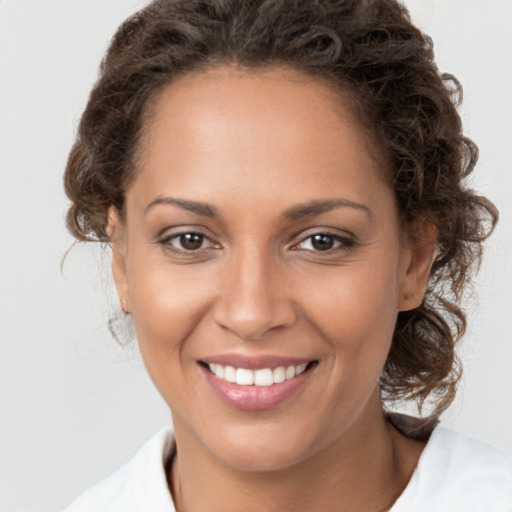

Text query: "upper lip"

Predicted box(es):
[199, 354, 315, 370]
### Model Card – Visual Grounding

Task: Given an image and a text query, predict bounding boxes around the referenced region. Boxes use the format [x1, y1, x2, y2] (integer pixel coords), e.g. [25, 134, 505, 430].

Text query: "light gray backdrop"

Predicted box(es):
[1, 1, 511, 511]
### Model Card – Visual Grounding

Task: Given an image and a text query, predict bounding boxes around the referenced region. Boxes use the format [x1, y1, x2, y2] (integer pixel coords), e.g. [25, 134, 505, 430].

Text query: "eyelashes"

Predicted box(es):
[292, 232, 356, 253]
[161, 232, 215, 252]
[156, 229, 357, 257]
[156, 232, 220, 260]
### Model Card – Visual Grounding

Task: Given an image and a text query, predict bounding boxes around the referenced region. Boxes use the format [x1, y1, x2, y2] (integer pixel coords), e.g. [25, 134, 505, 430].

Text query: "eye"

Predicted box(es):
[295, 232, 355, 252]
[159, 231, 216, 252]
[303, 233, 337, 251]
[176, 233, 206, 250]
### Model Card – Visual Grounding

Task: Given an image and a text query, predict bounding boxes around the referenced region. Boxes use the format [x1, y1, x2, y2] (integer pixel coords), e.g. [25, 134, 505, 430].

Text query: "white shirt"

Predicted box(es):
[64, 425, 512, 512]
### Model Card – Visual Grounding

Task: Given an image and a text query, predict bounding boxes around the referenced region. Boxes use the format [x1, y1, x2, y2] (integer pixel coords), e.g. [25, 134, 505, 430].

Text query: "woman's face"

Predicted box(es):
[111, 65, 432, 470]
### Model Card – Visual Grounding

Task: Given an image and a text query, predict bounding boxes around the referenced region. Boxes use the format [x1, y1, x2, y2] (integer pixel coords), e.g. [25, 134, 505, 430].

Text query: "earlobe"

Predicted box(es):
[108, 207, 130, 313]
[398, 220, 437, 312]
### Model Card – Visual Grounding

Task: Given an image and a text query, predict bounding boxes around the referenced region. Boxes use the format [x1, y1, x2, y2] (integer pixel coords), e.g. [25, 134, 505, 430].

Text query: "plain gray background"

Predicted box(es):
[1, 1, 511, 510]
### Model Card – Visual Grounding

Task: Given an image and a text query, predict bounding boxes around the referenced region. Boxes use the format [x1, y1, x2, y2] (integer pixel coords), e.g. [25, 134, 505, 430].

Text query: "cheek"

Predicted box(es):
[298, 248, 402, 398]
[303, 253, 401, 340]
[125, 250, 214, 382]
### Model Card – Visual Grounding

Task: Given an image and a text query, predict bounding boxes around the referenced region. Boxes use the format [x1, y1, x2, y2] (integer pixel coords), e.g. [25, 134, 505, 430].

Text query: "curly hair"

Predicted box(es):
[64, 0, 498, 418]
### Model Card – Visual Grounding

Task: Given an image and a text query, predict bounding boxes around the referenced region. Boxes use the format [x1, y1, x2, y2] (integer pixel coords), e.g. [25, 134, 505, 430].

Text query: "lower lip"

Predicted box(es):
[200, 365, 314, 411]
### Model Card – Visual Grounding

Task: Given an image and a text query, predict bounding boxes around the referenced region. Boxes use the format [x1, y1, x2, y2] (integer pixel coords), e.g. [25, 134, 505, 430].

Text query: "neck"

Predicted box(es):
[169, 397, 426, 512]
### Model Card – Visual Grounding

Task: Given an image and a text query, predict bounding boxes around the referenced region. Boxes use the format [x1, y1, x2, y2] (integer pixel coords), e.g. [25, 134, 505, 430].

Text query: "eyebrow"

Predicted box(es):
[144, 196, 372, 220]
[282, 198, 372, 220]
[144, 197, 219, 217]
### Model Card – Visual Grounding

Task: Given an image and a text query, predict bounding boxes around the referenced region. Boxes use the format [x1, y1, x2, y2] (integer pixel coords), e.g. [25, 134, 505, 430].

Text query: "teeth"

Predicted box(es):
[254, 368, 273, 386]
[224, 366, 236, 383]
[295, 363, 307, 376]
[215, 364, 224, 379]
[273, 367, 286, 384]
[235, 368, 254, 385]
[207, 362, 310, 386]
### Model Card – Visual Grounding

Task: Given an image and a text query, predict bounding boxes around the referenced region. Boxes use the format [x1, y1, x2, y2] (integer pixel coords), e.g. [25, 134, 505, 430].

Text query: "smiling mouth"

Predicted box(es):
[200, 361, 317, 386]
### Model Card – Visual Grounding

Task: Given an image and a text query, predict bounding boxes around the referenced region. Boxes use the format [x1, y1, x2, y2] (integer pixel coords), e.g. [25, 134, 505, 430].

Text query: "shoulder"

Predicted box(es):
[63, 427, 176, 512]
[393, 426, 512, 512]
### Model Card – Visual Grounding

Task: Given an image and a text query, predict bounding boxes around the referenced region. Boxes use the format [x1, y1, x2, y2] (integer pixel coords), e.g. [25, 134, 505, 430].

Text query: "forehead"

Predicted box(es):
[148, 64, 358, 124]
[130, 64, 390, 215]
[139, 64, 376, 160]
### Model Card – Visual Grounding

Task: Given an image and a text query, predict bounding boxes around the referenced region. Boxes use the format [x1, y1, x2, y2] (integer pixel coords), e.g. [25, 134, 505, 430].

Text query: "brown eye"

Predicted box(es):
[310, 234, 335, 251]
[157, 230, 220, 256]
[294, 232, 356, 254]
[178, 233, 205, 250]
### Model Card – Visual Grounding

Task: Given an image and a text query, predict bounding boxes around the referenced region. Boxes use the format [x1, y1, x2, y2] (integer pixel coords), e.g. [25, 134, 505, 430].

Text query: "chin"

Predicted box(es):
[193, 418, 322, 472]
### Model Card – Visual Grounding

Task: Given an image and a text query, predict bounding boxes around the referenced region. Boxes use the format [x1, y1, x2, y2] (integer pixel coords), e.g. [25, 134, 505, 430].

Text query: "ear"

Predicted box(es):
[397, 220, 437, 311]
[108, 207, 130, 314]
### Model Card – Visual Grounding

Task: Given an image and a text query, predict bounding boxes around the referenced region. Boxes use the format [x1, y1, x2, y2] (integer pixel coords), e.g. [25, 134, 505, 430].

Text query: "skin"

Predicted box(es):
[109, 65, 437, 512]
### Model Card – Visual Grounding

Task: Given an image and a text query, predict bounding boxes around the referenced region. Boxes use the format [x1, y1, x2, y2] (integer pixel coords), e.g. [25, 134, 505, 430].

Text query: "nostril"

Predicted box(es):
[213, 297, 298, 341]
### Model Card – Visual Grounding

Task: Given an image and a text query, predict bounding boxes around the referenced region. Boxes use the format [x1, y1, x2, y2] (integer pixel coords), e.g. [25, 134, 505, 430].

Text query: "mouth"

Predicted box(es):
[198, 357, 318, 411]
[200, 360, 316, 386]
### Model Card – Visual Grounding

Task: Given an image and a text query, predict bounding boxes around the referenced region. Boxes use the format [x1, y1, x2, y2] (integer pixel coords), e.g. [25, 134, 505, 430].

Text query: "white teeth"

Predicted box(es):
[254, 368, 273, 386]
[207, 362, 311, 386]
[235, 368, 254, 385]
[224, 366, 236, 383]
[273, 367, 286, 384]
[285, 366, 296, 380]
[295, 363, 307, 376]
[214, 364, 224, 379]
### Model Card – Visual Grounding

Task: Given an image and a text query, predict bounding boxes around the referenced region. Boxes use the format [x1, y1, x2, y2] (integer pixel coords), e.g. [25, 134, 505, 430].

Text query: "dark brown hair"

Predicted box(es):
[64, 0, 498, 418]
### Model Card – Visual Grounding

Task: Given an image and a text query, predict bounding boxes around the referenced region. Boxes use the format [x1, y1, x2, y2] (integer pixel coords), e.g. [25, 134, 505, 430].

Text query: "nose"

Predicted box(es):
[213, 246, 297, 341]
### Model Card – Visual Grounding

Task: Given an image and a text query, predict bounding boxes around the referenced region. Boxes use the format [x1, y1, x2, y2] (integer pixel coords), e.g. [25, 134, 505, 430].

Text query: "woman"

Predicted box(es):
[63, 0, 512, 510]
